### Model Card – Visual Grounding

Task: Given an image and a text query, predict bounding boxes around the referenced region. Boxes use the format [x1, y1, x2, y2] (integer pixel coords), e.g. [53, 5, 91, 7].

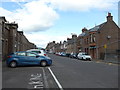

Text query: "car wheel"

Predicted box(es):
[40, 61, 47, 67]
[9, 61, 17, 68]
[89, 59, 91, 61]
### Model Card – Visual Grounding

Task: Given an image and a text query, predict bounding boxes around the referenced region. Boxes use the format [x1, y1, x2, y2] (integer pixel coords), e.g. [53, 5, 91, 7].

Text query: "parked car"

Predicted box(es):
[77, 52, 92, 61]
[60, 52, 66, 56]
[69, 53, 78, 59]
[27, 49, 47, 56]
[55, 52, 59, 55]
[6, 51, 52, 68]
[66, 53, 71, 57]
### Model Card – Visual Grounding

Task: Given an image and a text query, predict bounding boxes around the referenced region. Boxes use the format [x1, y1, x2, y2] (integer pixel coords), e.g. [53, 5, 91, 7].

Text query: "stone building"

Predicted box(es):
[0, 17, 7, 61]
[0, 31, 1, 61]
[77, 13, 120, 60]
[66, 34, 78, 54]
[46, 41, 56, 53]
[62, 41, 67, 53]
[77, 28, 89, 54]
[96, 13, 120, 60]
[5, 22, 18, 54]
[54, 43, 61, 53]
[0, 16, 36, 60]
[46, 40, 67, 54]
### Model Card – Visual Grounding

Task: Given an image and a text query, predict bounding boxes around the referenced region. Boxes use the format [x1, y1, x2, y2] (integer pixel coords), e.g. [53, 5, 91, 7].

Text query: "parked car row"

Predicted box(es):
[55, 52, 92, 61]
[6, 49, 52, 68]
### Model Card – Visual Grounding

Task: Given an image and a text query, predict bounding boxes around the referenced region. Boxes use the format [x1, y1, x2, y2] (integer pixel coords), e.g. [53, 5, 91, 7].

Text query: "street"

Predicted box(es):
[2, 54, 119, 89]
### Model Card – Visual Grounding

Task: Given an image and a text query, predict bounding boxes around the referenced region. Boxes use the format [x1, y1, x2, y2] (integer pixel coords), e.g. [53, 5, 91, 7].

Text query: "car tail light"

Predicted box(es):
[8, 56, 12, 58]
[44, 54, 46, 56]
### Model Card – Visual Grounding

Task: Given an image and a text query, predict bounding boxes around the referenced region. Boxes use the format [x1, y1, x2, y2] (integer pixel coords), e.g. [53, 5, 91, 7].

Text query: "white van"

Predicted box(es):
[27, 49, 47, 56]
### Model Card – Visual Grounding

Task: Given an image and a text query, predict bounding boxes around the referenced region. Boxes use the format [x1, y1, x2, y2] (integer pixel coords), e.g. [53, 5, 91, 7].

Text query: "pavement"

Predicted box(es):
[93, 59, 120, 65]
[0, 60, 2, 90]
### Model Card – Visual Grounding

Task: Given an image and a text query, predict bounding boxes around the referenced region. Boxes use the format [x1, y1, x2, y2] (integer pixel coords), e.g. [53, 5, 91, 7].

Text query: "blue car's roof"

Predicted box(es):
[14, 51, 27, 53]
[10, 51, 51, 59]
[11, 51, 37, 55]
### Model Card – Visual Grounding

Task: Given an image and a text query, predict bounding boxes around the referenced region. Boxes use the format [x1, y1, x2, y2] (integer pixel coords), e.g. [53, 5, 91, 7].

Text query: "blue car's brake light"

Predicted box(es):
[8, 56, 12, 58]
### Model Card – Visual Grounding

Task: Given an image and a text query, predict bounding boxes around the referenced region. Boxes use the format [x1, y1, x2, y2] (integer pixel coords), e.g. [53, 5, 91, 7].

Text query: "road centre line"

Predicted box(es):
[48, 67, 64, 90]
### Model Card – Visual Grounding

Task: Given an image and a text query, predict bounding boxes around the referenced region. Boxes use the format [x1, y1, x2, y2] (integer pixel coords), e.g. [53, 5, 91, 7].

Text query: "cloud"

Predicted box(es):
[1, 0, 118, 32]
[48, 0, 119, 11]
[1, 0, 36, 2]
[0, 0, 59, 32]
[15, 1, 59, 32]
[0, 7, 14, 21]
[25, 32, 71, 48]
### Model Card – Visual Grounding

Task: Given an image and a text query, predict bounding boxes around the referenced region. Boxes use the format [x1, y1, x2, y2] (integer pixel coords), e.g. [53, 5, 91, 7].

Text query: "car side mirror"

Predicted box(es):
[36, 55, 39, 58]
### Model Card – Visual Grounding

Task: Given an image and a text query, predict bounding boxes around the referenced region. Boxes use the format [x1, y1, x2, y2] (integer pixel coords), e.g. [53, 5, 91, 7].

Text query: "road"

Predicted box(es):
[2, 54, 119, 89]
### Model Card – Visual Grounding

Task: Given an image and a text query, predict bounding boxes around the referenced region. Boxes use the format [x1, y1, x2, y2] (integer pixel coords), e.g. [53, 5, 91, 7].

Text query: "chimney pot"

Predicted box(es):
[107, 12, 113, 22]
[108, 12, 111, 16]
[82, 27, 87, 32]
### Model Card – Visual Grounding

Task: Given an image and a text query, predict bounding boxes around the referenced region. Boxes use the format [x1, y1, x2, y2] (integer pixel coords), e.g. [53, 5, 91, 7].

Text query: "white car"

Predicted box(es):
[27, 49, 47, 56]
[77, 52, 92, 61]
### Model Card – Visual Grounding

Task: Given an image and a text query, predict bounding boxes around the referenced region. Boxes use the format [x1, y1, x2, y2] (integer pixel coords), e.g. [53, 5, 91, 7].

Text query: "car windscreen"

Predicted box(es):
[82, 53, 88, 55]
[31, 51, 41, 53]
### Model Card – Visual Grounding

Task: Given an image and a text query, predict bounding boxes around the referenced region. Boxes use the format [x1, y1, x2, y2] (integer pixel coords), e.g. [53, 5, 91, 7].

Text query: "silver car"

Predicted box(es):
[27, 49, 47, 56]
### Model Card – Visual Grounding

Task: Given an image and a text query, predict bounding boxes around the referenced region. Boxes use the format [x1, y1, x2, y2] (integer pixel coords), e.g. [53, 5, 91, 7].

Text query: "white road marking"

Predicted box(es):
[42, 67, 49, 88]
[28, 73, 44, 89]
[34, 85, 43, 89]
[48, 67, 63, 90]
[29, 81, 43, 85]
[30, 77, 40, 81]
[31, 73, 41, 77]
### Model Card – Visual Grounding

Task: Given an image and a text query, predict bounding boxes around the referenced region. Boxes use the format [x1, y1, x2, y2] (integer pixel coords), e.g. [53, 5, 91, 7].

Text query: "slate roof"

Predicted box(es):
[89, 22, 106, 32]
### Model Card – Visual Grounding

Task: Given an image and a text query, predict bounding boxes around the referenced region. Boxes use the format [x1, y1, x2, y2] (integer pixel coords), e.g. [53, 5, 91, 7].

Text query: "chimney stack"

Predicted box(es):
[107, 12, 113, 22]
[82, 27, 87, 33]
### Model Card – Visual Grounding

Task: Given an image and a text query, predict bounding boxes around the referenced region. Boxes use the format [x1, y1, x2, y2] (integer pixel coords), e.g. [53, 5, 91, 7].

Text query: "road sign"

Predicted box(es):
[104, 44, 107, 48]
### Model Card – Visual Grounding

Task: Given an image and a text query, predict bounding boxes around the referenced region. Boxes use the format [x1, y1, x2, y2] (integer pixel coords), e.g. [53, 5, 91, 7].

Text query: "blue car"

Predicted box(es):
[6, 51, 52, 68]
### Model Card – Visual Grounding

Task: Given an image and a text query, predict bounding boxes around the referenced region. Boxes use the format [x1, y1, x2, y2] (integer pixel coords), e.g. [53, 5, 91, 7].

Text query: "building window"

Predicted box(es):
[90, 34, 96, 43]
[15, 33, 16, 37]
[80, 39, 82, 44]
[14, 44, 17, 48]
[87, 38, 89, 44]
[93, 35, 96, 42]
[90, 34, 92, 43]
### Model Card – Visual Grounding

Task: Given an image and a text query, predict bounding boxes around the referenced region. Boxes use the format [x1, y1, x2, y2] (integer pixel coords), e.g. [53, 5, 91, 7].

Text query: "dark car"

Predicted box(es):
[69, 53, 78, 59]
[6, 51, 52, 68]
[65, 53, 71, 57]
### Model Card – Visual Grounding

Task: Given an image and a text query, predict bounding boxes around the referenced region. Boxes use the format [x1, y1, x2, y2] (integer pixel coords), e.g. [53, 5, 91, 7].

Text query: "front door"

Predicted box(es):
[26, 52, 40, 65]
